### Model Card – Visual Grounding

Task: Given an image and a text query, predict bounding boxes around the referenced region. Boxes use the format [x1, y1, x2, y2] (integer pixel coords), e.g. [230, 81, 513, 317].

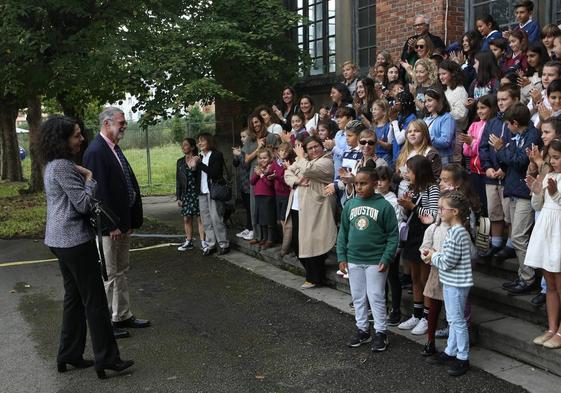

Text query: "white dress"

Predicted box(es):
[524, 173, 561, 273]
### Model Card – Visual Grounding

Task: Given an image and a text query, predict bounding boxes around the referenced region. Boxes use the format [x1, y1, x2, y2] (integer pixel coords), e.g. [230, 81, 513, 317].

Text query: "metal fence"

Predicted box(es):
[16, 119, 237, 196]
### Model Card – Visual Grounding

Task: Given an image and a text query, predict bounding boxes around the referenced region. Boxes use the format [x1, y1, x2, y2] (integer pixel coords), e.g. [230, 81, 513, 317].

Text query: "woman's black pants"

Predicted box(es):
[291, 209, 327, 285]
[50, 240, 120, 367]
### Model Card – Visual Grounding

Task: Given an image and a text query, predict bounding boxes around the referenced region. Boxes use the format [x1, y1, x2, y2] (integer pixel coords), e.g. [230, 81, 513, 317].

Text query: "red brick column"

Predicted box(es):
[376, 0, 465, 62]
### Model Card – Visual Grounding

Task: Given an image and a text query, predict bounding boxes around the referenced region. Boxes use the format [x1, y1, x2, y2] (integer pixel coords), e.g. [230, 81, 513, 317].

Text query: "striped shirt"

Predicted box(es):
[413, 184, 440, 220]
[431, 224, 474, 288]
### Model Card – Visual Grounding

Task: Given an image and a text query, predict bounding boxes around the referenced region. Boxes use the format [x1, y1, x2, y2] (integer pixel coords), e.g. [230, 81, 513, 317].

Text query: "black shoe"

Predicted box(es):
[113, 327, 130, 339]
[387, 311, 401, 326]
[203, 247, 216, 256]
[95, 359, 134, 379]
[371, 332, 389, 352]
[507, 280, 535, 295]
[218, 246, 230, 255]
[421, 341, 436, 357]
[426, 351, 455, 365]
[502, 278, 520, 290]
[447, 358, 470, 376]
[531, 293, 546, 307]
[494, 246, 516, 263]
[57, 359, 94, 372]
[113, 316, 151, 329]
[347, 329, 371, 348]
[479, 245, 502, 259]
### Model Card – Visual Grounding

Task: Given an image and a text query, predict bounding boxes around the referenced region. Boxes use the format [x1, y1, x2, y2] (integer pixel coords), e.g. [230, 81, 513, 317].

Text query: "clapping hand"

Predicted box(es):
[489, 134, 504, 150]
[420, 214, 435, 225]
[324, 182, 335, 196]
[232, 146, 242, 156]
[538, 102, 552, 121]
[526, 144, 543, 165]
[323, 139, 335, 150]
[294, 144, 305, 159]
[525, 174, 543, 195]
[397, 194, 415, 210]
[547, 177, 558, 196]
[529, 88, 541, 105]
[457, 133, 473, 145]
[464, 98, 475, 108]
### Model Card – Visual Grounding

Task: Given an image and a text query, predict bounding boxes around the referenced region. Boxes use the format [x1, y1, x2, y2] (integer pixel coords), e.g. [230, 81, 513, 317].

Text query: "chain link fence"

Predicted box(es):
[17, 118, 237, 196]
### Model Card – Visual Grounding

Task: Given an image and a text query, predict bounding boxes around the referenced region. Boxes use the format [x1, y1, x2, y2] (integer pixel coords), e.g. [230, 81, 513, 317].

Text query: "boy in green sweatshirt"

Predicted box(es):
[337, 167, 399, 352]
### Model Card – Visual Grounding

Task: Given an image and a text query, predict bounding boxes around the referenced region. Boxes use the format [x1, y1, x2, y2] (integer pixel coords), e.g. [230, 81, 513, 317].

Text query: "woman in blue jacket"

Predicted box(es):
[423, 88, 456, 165]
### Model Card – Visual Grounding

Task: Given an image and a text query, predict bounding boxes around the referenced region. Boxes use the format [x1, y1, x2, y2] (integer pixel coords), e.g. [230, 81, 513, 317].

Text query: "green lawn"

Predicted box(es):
[124, 143, 179, 196]
[0, 182, 46, 239]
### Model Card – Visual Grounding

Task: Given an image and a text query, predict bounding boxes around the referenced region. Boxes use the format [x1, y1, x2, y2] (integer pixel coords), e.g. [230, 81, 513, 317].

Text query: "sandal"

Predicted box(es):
[543, 332, 561, 349]
[533, 330, 555, 345]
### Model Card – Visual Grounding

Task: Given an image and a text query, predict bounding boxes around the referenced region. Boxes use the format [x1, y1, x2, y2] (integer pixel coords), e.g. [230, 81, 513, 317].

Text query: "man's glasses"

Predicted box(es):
[359, 140, 376, 146]
[111, 120, 128, 126]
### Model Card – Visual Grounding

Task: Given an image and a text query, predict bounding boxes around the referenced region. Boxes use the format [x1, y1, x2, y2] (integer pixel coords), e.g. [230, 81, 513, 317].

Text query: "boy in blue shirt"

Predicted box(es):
[337, 167, 399, 352]
[503, 1, 541, 44]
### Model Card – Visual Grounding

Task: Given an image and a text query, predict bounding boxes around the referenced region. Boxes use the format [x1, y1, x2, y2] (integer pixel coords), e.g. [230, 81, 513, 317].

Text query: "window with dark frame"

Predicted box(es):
[291, 0, 336, 76]
[356, 0, 376, 73]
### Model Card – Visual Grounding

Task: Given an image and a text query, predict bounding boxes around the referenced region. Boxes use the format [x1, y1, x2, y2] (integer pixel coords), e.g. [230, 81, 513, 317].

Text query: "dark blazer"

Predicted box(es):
[83, 134, 143, 233]
[194, 149, 225, 195]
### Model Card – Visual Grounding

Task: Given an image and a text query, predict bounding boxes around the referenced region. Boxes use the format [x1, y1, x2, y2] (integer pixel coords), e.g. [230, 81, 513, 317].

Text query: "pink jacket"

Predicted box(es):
[463, 119, 486, 175]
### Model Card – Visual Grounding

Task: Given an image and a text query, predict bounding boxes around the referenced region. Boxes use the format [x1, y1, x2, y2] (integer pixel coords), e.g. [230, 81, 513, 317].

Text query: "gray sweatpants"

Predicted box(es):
[198, 194, 229, 249]
[348, 263, 388, 333]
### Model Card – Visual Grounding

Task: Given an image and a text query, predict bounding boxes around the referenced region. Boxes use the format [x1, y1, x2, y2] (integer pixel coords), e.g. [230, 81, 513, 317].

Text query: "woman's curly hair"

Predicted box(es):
[39, 115, 78, 163]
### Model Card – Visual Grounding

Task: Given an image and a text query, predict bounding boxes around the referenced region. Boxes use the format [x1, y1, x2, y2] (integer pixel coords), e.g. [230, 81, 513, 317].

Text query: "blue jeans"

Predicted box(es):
[443, 285, 471, 361]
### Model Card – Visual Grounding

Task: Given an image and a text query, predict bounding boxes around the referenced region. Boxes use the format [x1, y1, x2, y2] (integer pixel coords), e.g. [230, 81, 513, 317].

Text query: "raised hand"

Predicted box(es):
[525, 174, 543, 195]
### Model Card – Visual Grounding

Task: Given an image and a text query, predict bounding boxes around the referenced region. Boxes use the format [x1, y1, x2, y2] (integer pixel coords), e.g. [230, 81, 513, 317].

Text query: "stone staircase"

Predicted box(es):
[230, 236, 561, 377]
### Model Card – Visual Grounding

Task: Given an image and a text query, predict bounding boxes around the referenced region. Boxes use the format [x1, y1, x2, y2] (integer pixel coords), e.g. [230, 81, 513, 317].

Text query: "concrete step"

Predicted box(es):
[230, 236, 560, 377]
[471, 271, 546, 326]
[473, 256, 520, 280]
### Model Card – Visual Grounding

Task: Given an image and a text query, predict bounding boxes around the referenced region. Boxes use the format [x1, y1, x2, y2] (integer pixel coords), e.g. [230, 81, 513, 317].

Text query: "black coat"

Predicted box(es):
[194, 150, 225, 195]
[83, 134, 143, 233]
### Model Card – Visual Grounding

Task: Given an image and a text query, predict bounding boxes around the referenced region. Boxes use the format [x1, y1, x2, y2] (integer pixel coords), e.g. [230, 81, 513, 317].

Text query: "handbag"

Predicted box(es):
[89, 198, 120, 280]
[475, 216, 491, 253]
[399, 195, 422, 242]
[209, 161, 233, 202]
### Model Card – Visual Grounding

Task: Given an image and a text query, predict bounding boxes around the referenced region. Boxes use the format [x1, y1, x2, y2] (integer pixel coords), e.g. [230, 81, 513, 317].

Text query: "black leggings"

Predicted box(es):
[387, 252, 402, 313]
[241, 192, 252, 230]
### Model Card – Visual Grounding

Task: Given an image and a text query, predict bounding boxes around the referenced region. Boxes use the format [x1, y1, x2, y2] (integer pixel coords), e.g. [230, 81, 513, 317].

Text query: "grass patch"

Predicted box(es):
[124, 143, 179, 196]
[0, 183, 46, 239]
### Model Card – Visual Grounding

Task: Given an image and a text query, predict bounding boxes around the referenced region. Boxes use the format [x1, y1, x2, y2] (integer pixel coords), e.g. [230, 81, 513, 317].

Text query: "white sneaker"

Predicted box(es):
[242, 231, 254, 241]
[177, 239, 194, 251]
[343, 273, 349, 279]
[201, 240, 209, 249]
[336, 269, 346, 276]
[236, 229, 250, 238]
[411, 317, 428, 335]
[300, 281, 316, 289]
[397, 315, 420, 330]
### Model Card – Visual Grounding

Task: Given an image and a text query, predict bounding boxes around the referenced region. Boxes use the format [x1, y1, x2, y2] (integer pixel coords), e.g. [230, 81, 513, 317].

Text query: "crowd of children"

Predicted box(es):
[174, 0, 561, 378]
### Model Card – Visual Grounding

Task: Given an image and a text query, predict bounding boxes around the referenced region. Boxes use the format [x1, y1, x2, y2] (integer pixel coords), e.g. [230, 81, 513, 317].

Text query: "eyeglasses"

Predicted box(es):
[111, 120, 128, 126]
[416, 45, 425, 49]
[359, 140, 376, 146]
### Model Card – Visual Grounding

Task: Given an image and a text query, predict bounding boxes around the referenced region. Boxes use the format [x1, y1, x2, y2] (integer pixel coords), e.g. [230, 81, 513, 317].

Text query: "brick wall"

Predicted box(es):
[376, 0, 465, 62]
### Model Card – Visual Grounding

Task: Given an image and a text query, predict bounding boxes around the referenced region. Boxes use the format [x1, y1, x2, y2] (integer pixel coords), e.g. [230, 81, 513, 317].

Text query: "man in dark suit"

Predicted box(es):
[83, 107, 150, 339]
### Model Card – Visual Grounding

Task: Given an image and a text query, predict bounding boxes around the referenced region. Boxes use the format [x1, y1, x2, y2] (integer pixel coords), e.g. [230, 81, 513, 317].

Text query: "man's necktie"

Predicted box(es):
[114, 144, 136, 207]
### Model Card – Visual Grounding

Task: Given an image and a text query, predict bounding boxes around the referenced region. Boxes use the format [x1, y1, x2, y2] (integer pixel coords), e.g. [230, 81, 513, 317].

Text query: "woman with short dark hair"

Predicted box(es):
[190, 132, 230, 255]
[41, 115, 133, 379]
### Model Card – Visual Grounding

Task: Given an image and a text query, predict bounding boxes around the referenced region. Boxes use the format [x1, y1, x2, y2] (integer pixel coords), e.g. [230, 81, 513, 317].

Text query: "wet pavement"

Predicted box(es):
[0, 242, 527, 393]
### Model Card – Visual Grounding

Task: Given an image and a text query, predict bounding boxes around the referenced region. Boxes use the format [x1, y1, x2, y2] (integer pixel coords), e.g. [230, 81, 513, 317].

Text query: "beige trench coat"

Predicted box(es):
[282, 153, 337, 258]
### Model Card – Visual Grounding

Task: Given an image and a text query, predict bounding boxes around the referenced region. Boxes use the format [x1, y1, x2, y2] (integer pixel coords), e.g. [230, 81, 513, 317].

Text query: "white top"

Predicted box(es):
[268, 123, 283, 135]
[200, 150, 212, 194]
[291, 187, 300, 211]
[305, 113, 320, 134]
[444, 86, 468, 121]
